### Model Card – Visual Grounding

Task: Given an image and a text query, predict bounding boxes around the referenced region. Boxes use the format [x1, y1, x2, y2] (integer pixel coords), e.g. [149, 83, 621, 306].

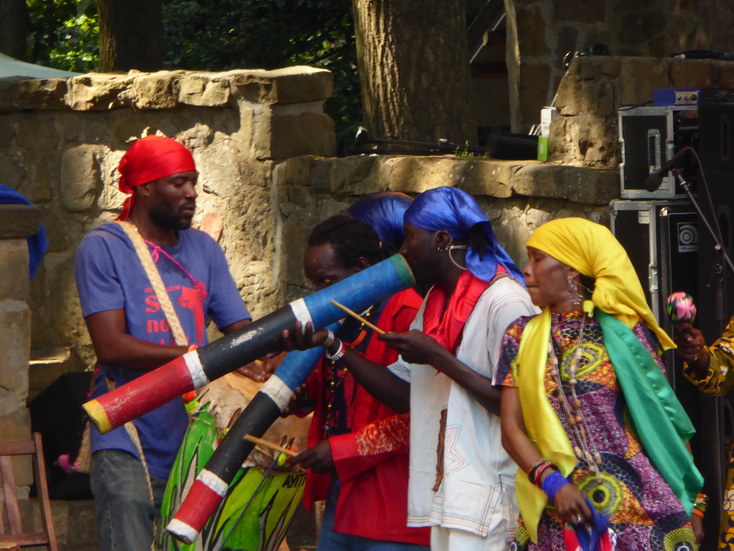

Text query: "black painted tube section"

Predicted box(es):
[206, 391, 284, 482]
[198, 307, 296, 381]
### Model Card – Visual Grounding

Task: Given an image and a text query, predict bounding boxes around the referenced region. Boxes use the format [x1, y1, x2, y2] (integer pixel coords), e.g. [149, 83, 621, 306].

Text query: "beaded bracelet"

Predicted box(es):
[325, 340, 346, 362]
[692, 508, 705, 519]
[534, 463, 557, 487]
[527, 459, 557, 487]
[693, 492, 708, 514]
[527, 459, 550, 482]
[527, 459, 546, 474]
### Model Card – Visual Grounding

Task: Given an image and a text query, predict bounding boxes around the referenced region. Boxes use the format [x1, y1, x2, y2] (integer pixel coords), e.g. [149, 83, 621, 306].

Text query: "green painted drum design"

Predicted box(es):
[158, 404, 305, 551]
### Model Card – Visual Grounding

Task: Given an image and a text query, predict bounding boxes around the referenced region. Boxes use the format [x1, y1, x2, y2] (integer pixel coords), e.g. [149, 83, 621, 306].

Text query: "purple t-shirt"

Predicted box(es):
[74, 223, 250, 478]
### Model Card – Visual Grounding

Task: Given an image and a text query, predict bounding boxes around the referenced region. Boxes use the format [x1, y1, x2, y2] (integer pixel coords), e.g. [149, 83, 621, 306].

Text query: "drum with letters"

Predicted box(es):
[157, 372, 310, 551]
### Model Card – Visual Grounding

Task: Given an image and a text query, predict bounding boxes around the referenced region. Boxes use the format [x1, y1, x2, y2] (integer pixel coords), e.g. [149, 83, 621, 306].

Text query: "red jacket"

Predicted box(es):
[301, 289, 430, 545]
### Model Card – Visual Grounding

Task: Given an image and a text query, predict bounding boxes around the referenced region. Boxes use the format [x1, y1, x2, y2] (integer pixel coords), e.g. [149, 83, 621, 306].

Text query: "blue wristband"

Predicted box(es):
[541, 470, 571, 501]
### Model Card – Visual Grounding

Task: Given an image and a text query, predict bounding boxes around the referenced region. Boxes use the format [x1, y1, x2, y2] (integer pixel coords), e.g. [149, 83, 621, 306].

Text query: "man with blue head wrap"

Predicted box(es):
[375, 186, 537, 550]
[285, 186, 537, 551]
[402, 186, 524, 283]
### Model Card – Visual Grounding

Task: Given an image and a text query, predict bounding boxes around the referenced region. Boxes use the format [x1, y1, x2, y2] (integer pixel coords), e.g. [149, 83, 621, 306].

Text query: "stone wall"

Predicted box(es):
[0, 66, 622, 384]
[275, 154, 617, 302]
[503, 0, 734, 132]
[0, 203, 40, 513]
[550, 56, 734, 168]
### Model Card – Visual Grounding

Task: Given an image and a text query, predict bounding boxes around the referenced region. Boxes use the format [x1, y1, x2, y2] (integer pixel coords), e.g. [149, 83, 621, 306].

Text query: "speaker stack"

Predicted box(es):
[615, 91, 734, 549]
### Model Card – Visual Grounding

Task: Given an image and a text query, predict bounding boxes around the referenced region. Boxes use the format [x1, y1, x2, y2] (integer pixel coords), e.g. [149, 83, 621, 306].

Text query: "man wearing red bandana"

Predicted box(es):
[74, 135, 252, 551]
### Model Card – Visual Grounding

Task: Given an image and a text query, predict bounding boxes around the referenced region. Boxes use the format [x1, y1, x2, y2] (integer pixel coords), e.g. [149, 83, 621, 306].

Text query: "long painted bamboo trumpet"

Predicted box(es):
[83, 254, 414, 434]
[166, 332, 334, 543]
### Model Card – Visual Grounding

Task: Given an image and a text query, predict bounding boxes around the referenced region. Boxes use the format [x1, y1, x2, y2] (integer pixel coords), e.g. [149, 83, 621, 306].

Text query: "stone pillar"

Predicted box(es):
[0, 203, 41, 493]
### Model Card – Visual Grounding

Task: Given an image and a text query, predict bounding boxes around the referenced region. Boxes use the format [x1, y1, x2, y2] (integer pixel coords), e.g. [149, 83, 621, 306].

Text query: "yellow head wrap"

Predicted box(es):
[526, 217, 674, 350]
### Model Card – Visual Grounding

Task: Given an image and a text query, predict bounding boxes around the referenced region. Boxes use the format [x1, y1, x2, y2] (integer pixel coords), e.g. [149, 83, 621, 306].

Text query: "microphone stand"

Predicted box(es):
[677, 171, 734, 293]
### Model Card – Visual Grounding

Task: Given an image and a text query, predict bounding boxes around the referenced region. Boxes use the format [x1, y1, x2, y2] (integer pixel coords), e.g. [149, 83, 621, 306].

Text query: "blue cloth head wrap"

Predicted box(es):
[403, 186, 523, 283]
[348, 192, 413, 249]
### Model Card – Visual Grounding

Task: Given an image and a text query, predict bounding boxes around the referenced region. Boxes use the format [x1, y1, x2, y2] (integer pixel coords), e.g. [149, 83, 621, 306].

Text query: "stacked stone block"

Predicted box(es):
[0, 204, 39, 509]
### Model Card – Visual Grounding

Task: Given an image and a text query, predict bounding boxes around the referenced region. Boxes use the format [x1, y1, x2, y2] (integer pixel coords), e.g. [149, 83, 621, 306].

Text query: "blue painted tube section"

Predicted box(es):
[200, 254, 413, 381]
[274, 321, 340, 391]
[303, 255, 414, 328]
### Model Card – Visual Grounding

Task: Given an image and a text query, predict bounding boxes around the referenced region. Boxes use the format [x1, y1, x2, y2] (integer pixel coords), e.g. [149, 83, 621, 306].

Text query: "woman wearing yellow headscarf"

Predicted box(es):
[496, 218, 704, 550]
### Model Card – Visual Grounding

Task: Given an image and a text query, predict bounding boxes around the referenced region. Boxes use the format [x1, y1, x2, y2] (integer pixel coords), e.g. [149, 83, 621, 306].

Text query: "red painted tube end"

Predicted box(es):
[168, 473, 227, 543]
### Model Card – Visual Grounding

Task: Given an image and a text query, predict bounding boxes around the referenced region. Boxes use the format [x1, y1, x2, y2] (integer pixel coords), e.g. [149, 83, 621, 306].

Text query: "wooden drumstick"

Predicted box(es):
[329, 300, 385, 334]
[243, 434, 298, 457]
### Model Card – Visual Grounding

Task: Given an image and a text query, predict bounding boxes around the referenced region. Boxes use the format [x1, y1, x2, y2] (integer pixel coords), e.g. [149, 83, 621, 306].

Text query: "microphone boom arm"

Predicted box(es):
[678, 173, 734, 275]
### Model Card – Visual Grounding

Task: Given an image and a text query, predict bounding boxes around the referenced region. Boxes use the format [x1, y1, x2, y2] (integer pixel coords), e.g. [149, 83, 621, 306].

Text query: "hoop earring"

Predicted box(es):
[447, 244, 468, 271]
[435, 232, 468, 271]
[567, 275, 583, 307]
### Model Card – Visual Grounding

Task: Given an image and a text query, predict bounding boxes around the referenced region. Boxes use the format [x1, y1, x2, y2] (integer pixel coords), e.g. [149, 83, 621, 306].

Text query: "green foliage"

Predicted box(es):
[454, 140, 489, 158]
[26, 0, 98, 73]
[161, 0, 362, 147]
[24, 0, 485, 145]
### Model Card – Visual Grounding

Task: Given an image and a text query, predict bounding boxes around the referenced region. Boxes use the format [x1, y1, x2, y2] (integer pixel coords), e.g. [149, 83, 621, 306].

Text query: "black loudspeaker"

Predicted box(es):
[611, 200, 699, 342]
[699, 92, 734, 173]
[692, 165, 734, 549]
[29, 371, 93, 500]
[695, 168, 734, 340]
[697, 94, 734, 340]
[696, 93, 734, 549]
[612, 200, 724, 550]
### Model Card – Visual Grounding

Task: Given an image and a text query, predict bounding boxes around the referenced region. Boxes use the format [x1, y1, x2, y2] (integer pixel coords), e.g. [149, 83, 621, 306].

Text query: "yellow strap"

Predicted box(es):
[515, 307, 577, 543]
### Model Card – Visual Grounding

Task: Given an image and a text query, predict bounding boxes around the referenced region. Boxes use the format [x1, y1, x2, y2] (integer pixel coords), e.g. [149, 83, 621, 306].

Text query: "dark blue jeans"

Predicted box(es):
[91, 449, 168, 551]
[317, 480, 430, 551]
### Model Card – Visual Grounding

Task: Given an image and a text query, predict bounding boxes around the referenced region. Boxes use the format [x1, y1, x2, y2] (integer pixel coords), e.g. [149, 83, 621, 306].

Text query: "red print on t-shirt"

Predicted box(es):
[179, 282, 208, 345]
[144, 282, 208, 345]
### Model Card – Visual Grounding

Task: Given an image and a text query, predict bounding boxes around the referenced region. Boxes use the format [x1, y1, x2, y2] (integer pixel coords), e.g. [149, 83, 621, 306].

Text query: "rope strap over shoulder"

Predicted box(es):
[116, 220, 188, 346]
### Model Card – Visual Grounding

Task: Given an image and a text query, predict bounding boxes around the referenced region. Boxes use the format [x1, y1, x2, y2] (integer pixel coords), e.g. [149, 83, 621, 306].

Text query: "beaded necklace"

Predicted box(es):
[322, 305, 375, 436]
[547, 312, 602, 483]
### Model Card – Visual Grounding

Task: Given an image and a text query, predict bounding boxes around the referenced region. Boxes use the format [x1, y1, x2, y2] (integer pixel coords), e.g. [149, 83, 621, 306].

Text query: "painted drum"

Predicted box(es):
[167, 339, 332, 543]
[158, 371, 311, 551]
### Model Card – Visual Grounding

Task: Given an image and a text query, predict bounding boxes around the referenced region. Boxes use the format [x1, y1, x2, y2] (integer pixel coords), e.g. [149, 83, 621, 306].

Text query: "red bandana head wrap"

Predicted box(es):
[116, 135, 197, 220]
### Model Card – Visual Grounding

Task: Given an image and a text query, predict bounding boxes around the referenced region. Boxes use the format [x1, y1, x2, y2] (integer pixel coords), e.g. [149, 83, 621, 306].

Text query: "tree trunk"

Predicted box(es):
[352, 0, 476, 144]
[0, 0, 28, 60]
[97, 0, 163, 72]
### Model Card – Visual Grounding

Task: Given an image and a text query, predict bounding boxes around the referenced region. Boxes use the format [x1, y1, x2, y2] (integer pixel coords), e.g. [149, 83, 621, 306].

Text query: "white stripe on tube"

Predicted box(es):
[260, 375, 293, 411]
[197, 469, 228, 497]
[167, 519, 199, 545]
[184, 350, 209, 389]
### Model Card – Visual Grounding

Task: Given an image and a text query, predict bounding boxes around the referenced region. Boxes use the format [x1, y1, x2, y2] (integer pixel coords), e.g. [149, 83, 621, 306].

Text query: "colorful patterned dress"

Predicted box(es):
[497, 311, 697, 551]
